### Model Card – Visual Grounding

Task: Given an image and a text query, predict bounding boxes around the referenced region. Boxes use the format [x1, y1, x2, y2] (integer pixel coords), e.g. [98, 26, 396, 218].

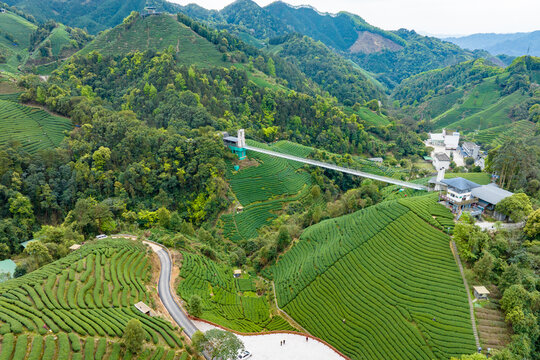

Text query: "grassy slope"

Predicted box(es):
[0, 98, 72, 154]
[78, 14, 227, 68]
[445, 172, 491, 185]
[272, 195, 475, 359]
[0, 11, 36, 73]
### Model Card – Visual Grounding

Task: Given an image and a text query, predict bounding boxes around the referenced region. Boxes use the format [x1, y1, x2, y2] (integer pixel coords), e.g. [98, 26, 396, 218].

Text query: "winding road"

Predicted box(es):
[154, 246, 199, 337]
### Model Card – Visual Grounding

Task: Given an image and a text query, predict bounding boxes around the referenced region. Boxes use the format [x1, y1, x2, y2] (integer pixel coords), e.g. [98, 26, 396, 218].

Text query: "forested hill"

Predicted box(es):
[0, 5, 92, 74]
[393, 56, 540, 147]
[2, 0, 181, 34]
[176, 0, 494, 88]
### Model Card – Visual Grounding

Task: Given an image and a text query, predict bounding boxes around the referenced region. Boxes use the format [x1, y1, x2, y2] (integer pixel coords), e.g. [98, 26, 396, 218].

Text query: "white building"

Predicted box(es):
[462, 142, 481, 160]
[433, 153, 451, 171]
[440, 177, 481, 212]
[429, 129, 460, 150]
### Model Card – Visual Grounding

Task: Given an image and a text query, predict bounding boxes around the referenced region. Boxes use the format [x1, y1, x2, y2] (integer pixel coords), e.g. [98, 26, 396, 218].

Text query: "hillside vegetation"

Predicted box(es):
[273, 195, 474, 359]
[0, 98, 72, 153]
[78, 14, 225, 68]
[178, 0, 485, 89]
[3, 0, 181, 34]
[0, 239, 187, 358]
[395, 56, 540, 147]
[177, 252, 294, 332]
[0, 8, 92, 74]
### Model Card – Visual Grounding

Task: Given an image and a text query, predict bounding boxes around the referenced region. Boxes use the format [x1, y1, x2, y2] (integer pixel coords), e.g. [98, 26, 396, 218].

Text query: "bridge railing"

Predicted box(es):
[244, 145, 427, 191]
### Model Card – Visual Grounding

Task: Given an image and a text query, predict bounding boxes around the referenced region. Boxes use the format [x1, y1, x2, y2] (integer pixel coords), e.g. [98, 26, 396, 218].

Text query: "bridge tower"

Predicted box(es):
[222, 129, 247, 160]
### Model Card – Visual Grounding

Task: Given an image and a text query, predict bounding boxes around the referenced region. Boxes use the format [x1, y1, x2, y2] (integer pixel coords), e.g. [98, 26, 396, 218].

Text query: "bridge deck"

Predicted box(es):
[244, 145, 427, 191]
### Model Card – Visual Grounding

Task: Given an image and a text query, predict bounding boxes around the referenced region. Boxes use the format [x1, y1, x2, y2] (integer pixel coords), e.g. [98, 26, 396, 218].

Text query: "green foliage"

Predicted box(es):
[188, 295, 202, 318]
[124, 319, 145, 354]
[495, 193, 533, 222]
[272, 195, 475, 359]
[200, 329, 244, 360]
[177, 252, 293, 333]
[0, 239, 184, 358]
[524, 209, 540, 238]
[270, 33, 382, 106]
[0, 99, 72, 154]
[79, 14, 227, 68]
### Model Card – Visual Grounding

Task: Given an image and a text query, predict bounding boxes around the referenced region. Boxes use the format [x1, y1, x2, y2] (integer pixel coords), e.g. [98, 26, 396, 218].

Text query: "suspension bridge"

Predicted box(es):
[223, 130, 428, 191]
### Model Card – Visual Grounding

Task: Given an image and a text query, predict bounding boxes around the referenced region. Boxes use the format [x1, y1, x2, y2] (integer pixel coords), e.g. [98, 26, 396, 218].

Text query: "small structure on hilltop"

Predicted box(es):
[233, 269, 242, 278]
[69, 244, 81, 251]
[429, 129, 460, 150]
[473, 286, 490, 300]
[134, 301, 156, 316]
[0, 8, 6, 13]
[141, 6, 161, 17]
[222, 129, 247, 160]
[236, 206, 244, 214]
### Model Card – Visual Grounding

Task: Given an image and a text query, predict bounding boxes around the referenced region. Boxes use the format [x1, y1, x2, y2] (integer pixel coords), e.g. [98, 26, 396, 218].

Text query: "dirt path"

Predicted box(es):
[451, 240, 480, 348]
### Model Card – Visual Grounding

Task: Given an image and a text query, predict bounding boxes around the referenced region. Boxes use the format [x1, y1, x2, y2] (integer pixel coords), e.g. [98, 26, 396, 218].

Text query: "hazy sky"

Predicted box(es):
[169, 0, 540, 36]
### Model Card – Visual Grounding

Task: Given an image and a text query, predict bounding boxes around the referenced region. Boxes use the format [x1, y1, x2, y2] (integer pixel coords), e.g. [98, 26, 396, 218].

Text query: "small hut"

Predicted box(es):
[236, 206, 244, 214]
[233, 269, 242, 278]
[134, 301, 156, 317]
[473, 286, 490, 300]
[69, 244, 81, 251]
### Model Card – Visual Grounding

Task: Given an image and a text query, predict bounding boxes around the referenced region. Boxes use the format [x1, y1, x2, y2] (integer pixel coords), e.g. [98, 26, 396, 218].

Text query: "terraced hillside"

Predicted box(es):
[177, 252, 294, 333]
[0, 9, 36, 73]
[0, 99, 72, 153]
[219, 140, 314, 242]
[394, 57, 539, 147]
[78, 14, 226, 68]
[272, 195, 475, 359]
[0, 239, 187, 359]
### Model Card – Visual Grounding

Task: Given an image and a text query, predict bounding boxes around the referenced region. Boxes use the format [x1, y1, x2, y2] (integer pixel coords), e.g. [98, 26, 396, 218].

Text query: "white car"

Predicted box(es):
[237, 350, 252, 360]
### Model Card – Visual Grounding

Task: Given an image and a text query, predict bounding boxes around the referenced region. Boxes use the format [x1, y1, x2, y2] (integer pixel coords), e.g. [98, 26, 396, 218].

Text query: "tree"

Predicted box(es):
[188, 294, 203, 318]
[0, 243, 9, 261]
[123, 319, 145, 354]
[524, 209, 540, 238]
[24, 241, 52, 267]
[200, 329, 244, 360]
[276, 226, 291, 252]
[495, 193, 533, 223]
[191, 330, 207, 353]
[473, 252, 494, 282]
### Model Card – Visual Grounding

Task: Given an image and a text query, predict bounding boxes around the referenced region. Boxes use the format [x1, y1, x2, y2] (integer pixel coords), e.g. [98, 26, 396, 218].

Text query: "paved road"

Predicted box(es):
[245, 145, 427, 190]
[155, 248, 199, 338]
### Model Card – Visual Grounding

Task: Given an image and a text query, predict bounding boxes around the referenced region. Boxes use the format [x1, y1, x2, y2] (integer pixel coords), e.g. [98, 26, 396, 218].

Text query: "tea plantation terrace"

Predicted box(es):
[222, 130, 427, 191]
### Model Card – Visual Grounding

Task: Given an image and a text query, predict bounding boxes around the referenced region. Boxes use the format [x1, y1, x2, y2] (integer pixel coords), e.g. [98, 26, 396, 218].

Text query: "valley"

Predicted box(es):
[0, 1, 538, 360]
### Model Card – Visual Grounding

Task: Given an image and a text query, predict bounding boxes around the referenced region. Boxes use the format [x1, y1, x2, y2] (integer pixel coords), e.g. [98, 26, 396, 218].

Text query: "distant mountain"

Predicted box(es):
[177, 0, 488, 88]
[444, 31, 540, 57]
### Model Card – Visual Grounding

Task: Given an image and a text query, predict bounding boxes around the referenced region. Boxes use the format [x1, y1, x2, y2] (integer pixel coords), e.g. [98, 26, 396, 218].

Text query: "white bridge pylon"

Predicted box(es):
[244, 145, 427, 191]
